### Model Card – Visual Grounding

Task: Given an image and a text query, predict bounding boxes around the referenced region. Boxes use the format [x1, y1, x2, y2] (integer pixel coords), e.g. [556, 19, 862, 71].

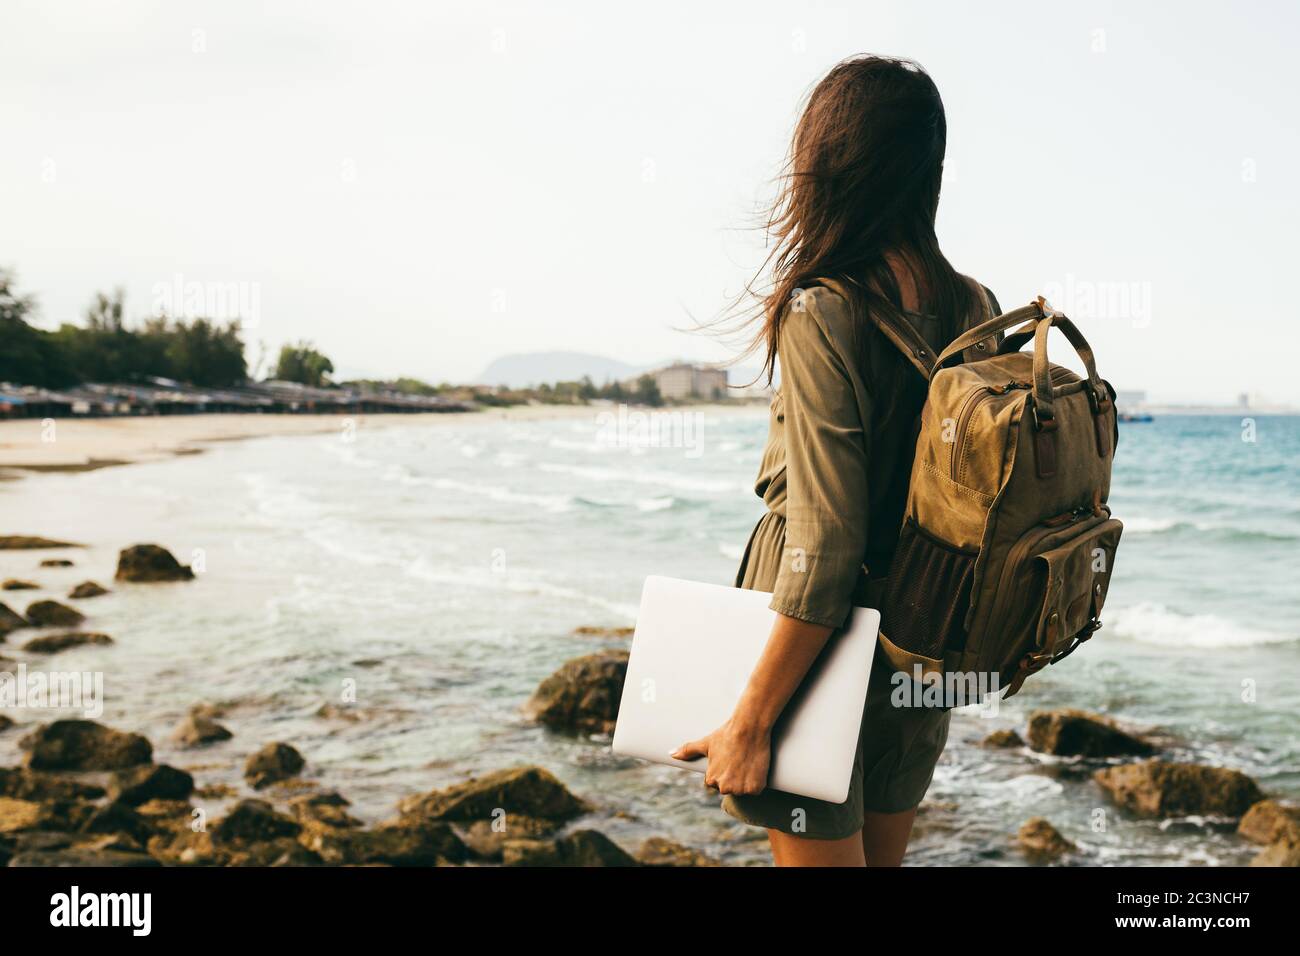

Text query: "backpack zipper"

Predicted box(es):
[950, 382, 1031, 482]
[948, 369, 1074, 483]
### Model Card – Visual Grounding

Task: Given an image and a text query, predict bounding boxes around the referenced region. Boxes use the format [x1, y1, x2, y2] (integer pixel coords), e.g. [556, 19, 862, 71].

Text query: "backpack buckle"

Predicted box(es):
[1036, 296, 1065, 320]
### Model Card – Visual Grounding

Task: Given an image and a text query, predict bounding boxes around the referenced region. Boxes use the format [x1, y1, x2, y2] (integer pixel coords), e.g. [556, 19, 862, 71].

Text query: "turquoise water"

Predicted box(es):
[0, 409, 1295, 865]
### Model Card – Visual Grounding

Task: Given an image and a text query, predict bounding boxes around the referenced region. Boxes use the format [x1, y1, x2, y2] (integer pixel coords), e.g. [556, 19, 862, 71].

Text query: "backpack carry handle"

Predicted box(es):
[1027, 310, 1104, 424]
[931, 299, 1046, 370]
[935, 297, 1108, 426]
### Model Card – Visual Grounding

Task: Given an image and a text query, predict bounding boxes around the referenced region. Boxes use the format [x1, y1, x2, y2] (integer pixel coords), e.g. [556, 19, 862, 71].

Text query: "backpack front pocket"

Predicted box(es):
[974, 512, 1123, 694]
[1033, 518, 1123, 655]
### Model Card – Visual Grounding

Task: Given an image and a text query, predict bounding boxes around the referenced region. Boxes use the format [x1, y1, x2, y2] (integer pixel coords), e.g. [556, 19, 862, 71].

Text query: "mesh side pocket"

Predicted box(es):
[879, 520, 976, 662]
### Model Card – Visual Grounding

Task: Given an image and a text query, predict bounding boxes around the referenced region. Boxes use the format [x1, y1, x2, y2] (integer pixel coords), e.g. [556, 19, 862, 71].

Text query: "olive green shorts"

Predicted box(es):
[721, 655, 951, 841]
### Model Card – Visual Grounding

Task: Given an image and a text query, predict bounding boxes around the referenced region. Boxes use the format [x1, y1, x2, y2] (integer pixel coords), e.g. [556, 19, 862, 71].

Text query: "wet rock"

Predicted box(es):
[194, 783, 237, 800]
[303, 820, 468, 866]
[0, 716, 12, 733]
[170, 712, 232, 748]
[981, 729, 1025, 749]
[23, 600, 85, 628]
[40, 559, 74, 568]
[0, 536, 79, 550]
[108, 764, 195, 806]
[1092, 761, 1264, 818]
[226, 838, 321, 867]
[398, 766, 589, 823]
[80, 832, 146, 854]
[2, 580, 38, 591]
[147, 829, 220, 866]
[315, 702, 373, 722]
[22, 632, 113, 654]
[9, 831, 75, 852]
[21, 720, 152, 771]
[8, 848, 161, 867]
[68, 581, 109, 600]
[244, 742, 305, 789]
[459, 816, 559, 861]
[80, 802, 156, 845]
[0, 767, 105, 802]
[212, 799, 302, 845]
[499, 838, 558, 866]
[525, 649, 628, 735]
[1238, 800, 1300, 847]
[0, 797, 43, 833]
[0, 602, 28, 636]
[1027, 709, 1154, 757]
[502, 829, 636, 867]
[1250, 842, 1300, 867]
[1017, 817, 1076, 859]
[572, 625, 634, 638]
[189, 701, 229, 721]
[635, 836, 720, 867]
[290, 791, 362, 830]
[115, 544, 194, 583]
[135, 799, 196, 827]
[30, 799, 97, 833]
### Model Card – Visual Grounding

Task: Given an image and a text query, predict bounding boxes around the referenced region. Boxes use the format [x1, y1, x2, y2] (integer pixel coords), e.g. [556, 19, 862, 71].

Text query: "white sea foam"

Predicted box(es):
[1108, 602, 1296, 647]
[537, 461, 737, 494]
[431, 477, 572, 513]
[1122, 516, 1181, 533]
[635, 496, 674, 512]
[403, 557, 638, 619]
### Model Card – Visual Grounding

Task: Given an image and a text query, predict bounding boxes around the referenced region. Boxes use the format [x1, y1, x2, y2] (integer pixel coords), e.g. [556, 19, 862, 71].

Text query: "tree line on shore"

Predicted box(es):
[0, 269, 337, 391]
[0, 269, 666, 406]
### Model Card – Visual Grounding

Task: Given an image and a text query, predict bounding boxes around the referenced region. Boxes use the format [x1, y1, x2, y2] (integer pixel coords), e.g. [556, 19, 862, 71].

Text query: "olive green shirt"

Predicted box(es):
[751, 283, 999, 629]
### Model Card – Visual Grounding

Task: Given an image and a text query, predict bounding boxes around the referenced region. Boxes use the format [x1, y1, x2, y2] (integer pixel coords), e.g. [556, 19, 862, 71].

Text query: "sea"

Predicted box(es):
[1, 407, 1296, 865]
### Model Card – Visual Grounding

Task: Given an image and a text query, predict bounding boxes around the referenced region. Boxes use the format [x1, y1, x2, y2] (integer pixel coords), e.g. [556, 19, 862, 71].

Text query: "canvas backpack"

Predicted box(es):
[864, 284, 1123, 700]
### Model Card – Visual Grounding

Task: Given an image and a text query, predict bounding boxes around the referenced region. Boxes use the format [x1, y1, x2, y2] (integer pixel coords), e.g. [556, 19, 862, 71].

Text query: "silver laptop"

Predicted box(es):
[611, 575, 878, 804]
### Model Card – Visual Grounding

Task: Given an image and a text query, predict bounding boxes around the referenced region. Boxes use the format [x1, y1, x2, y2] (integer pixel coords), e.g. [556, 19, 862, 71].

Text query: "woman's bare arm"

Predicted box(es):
[672, 613, 833, 795]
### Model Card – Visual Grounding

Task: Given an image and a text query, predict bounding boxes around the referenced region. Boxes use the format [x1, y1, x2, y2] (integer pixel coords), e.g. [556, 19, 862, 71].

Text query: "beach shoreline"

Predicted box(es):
[0, 404, 755, 478]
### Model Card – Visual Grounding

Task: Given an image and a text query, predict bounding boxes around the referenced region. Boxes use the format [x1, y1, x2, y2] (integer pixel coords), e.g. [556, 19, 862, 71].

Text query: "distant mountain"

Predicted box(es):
[475, 352, 648, 388]
[475, 350, 769, 390]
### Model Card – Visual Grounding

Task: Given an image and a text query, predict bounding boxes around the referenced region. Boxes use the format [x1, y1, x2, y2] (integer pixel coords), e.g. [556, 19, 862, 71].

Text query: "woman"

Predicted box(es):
[672, 55, 1000, 866]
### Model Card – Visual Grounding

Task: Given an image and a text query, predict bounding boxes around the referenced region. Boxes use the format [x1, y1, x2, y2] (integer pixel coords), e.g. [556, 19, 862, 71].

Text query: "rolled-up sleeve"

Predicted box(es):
[770, 291, 870, 629]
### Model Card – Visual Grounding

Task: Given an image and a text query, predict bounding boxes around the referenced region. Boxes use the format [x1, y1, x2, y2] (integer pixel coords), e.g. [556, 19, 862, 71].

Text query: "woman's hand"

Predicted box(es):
[670, 612, 835, 797]
[672, 717, 772, 796]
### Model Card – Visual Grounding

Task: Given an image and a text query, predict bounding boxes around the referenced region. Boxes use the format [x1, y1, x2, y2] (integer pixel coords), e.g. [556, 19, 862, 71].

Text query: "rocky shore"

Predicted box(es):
[3, 535, 1295, 867]
[0, 541, 713, 867]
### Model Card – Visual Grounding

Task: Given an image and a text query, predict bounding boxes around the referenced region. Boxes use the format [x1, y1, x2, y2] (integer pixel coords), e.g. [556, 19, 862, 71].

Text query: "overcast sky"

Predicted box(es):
[2, 0, 1297, 403]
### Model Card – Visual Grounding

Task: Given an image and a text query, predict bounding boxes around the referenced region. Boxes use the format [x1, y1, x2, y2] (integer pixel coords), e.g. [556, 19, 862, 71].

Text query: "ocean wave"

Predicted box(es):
[317, 440, 383, 470]
[1107, 602, 1297, 647]
[635, 496, 675, 512]
[718, 542, 745, 561]
[1121, 515, 1297, 543]
[240, 472, 327, 522]
[432, 477, 572, 513]
[537, 461, 738, 495]
[403, 557, 638, 619]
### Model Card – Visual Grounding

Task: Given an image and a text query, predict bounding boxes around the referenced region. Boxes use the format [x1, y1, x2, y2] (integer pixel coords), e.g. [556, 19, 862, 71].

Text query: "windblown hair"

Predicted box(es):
[744, 54, 977, 384]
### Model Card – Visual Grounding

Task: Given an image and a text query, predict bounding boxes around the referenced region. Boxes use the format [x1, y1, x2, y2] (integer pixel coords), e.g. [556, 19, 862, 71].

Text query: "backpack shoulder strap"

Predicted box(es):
[959, 278, 1002, 364]
[809, 277, 937, 381]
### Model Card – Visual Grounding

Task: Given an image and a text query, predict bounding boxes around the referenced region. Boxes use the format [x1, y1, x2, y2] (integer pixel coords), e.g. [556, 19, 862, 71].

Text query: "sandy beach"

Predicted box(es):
[0, 405, 613, 477]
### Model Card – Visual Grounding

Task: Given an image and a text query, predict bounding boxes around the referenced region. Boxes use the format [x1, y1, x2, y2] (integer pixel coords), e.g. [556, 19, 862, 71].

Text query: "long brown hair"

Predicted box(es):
[744, 55, 976, 384]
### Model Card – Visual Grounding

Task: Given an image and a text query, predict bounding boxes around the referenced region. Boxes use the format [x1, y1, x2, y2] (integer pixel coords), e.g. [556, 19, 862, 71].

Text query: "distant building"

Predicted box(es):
[644, 363, 729, 401]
